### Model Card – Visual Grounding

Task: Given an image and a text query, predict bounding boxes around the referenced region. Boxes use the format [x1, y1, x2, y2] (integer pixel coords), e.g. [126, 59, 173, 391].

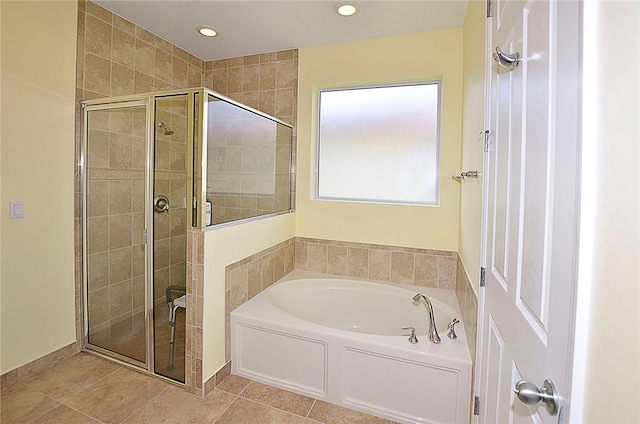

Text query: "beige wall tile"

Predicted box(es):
[327, 245, 348, 276]
[135, 39, 155, 76]
[87, 252, 109, 291]
[87, 180, 108, 217]
[109, 214, 132, 249]
[415, 254, 439, 286]
[243, 64, 260, 91]
[438, 256, 457, 289]
[85, 14, 112, 59]
[109, 133, 133, 168]
[155, 48, 173, 83]
[391, 251, 415, 285]
[368, 249, 391, 282]
[134, 71, 154, 94]
[228, 67, 243, 93]
[85, 0, 111, 21]
[154, 238, 170, 269]
[112, 28, 135, 66]
[86, 130, 110, 168]
[307, 243, 327, 273]
[348, 247, 369, 279]
[111, 63, 134, 96]
[108, 180, 132, 214]
[88, 287, 109, 327]
[87, 216, 108, 254]
[109, 247, 132, 284]
[109, 280, 133, 317]
[84, 53, 111, 95]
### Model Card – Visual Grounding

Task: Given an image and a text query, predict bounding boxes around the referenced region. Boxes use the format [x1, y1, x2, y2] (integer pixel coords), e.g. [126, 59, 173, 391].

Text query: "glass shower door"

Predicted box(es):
[84, 102, 149, 365]
[152, 94, 189, 383]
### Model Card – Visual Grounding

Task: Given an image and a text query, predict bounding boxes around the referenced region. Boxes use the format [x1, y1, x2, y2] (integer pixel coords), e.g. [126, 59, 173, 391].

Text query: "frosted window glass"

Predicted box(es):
[317, 82, 440, 205]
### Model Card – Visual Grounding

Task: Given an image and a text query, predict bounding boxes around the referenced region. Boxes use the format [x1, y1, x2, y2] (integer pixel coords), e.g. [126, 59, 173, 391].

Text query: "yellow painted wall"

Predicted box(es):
[580, 1, 640, 421]
[296, 30, 463, 251]
[459, 0, 486, 292]
[202, 213, 295, 380]
[0, 1, 78, 373]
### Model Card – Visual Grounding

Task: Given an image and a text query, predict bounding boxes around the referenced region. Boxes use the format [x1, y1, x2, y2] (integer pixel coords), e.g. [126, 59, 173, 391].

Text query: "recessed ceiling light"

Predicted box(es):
[335, 3, 357, 17]
[197, 27, 218, 37]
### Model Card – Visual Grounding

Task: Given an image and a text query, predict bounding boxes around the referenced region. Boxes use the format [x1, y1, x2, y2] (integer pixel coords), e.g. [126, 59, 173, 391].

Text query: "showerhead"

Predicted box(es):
[157, 121, 174, 135]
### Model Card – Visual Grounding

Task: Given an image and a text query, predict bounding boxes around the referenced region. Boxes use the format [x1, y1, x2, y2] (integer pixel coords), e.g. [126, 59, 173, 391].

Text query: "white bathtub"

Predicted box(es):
[231, 271, 472, 424]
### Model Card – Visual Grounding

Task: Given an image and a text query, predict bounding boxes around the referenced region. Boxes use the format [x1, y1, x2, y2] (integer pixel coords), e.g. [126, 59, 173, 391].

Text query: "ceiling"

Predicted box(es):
[92, 1, 469, 61]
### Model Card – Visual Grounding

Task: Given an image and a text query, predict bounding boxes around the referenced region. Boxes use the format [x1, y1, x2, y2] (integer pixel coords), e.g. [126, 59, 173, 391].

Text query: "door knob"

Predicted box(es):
[514, 379, 560, 416]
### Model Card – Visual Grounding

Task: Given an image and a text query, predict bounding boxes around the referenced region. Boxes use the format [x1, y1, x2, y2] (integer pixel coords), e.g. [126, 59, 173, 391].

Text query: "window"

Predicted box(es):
[317, 81, 440, 205]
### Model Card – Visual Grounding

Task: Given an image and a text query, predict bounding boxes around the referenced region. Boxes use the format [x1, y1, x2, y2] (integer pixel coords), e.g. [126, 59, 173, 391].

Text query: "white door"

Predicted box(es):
[478, 0, 581, 422]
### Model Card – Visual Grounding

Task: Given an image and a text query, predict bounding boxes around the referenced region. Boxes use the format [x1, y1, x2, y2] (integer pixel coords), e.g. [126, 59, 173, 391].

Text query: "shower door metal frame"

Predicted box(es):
[81, 89, 196, 378]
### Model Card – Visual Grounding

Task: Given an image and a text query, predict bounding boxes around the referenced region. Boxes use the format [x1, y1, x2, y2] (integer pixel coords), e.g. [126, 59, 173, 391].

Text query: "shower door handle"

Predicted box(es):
[154, 195, 169, 213]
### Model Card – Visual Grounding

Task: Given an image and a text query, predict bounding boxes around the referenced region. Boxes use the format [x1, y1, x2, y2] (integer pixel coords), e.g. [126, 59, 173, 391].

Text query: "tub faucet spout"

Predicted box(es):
[412, 293, 441, 344]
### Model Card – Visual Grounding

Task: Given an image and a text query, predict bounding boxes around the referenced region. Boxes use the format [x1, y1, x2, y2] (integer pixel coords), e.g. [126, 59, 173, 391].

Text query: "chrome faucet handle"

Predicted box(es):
[402, 326, 418, 344]
[447, 318, 460, 339]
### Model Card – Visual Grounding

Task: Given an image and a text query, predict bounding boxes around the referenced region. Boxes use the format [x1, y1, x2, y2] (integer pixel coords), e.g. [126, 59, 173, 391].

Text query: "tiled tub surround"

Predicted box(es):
[224, 237, 476, 363]
[455, 256, 479, 365]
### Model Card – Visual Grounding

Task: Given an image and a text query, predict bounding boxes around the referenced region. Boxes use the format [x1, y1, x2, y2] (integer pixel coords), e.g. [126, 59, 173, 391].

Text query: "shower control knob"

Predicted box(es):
[154, 195, 170, 213]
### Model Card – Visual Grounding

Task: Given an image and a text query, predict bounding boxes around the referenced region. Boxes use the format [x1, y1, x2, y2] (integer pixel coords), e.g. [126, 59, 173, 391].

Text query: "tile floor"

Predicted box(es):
[1, 352, 399, 423]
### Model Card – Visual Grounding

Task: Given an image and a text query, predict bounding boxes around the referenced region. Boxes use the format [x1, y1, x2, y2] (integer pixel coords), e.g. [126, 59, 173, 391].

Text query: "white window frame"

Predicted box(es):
[315, 80, 442, 206]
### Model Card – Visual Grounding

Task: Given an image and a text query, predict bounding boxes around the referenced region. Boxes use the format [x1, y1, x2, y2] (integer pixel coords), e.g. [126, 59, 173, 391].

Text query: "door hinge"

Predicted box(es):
[479, 129, 490, 152]
[487, 0, 492, 17]
[480, 267, 486, 287]
[143, 228, 148, 244]
[474, 395, 481, 416]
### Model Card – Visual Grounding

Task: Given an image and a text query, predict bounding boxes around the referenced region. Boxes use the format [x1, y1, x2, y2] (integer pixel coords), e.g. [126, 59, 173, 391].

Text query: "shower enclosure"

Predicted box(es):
[82, 88, 293, 383]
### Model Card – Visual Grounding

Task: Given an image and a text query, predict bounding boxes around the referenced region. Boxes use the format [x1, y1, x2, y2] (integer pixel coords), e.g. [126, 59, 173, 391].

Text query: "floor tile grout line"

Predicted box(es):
[236, 381, 319, 421]
[305, 398, 318, 421]
[18, 390, 61, 424]
[230, 396, 313, 421]
[117, 384, 172, 424]
[27, 391, 109, 424]
[211, 392, 240, 424]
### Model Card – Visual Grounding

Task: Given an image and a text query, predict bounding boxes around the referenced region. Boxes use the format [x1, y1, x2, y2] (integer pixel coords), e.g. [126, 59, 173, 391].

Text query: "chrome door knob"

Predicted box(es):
[514, 379, 560, 416]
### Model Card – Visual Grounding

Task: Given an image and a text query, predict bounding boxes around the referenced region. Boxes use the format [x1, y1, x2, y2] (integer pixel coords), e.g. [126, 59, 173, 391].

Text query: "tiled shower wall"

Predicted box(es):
[152, 95, 189, 309]
[85, 107, 147, 340]
[76, 0, 299, 395]
[76, 0, 203, 101]
[204, 51, 298, 223]
[207, 114, 293, 225]
[75, 0, 205, 351]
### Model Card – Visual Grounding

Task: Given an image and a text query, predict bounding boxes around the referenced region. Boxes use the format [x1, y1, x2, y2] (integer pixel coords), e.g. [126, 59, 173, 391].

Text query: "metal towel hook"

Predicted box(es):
[493, 46, 521, 71]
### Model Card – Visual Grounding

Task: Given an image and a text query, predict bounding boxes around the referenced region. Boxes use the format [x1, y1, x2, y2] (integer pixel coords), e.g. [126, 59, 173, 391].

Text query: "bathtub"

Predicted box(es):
[230, 271, 472, 424]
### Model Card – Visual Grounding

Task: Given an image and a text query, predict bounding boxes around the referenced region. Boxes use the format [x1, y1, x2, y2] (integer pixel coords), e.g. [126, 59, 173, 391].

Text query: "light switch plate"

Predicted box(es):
[10, 201, 24, 219]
